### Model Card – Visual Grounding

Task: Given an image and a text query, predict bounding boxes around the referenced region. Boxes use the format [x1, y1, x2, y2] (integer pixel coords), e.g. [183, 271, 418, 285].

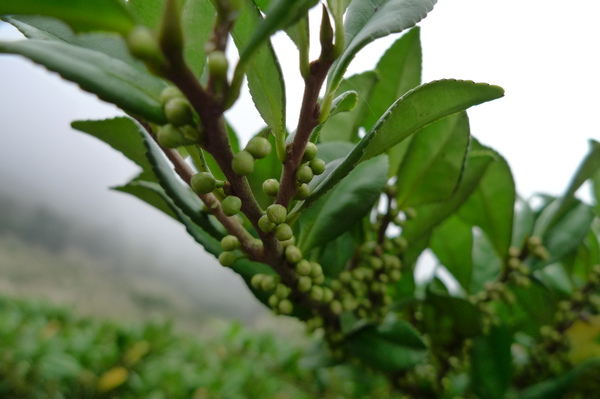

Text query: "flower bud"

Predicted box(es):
[250, 274, 264, 289]
[296, 164, 314, 183]
[191, 172, 217, 194]
[126, 26, 163, 65]
[160, 86, 184, 104]
[260, 275, 277, 292]
[309, 158, 326, 175]
[330, 300, 343, 314]
[310, 286, 324, 302]
[218, 251, 236, 266]
[294, 183, 310, 200]
[278, 299, 293, 315]
[245, 136, 272, 159]
[285, 245, 303, 264]
[208, 50, 229, 79]
[220, 235, 240, 251]
[231, 150, 255, 175]
[164, 98, 194, 126]
[221, 195, 242, 216]
[262, 179, 279, 197]
[322, 287, 334, 303]
[302, 142, 318, 162]
[295, 260, 311, 276]
[266, 204, 287, 225]
[275, 283, 291, 299]
[268, 294, 279, 308]
[157, 124, 187, 148]
[274, 223, 293, 241]
[310, 262, 323, 278]
[258, 215, 276, 233]
[297, 276, 312, 292]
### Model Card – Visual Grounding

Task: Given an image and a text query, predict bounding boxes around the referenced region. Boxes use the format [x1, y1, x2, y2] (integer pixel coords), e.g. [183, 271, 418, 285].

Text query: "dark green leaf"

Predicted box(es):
[512, 280, 557, 338]
[429, 215, 473, 292]
[0, 0, 135, 35]
[327, 0, 435, 93]
[308, 80, 503, 204]
[113, 180, 179, 221]
[363, 27, 422, 131]
[6, 16, 141, 67]
[0, 40, 167, 123]
[519, 360, 600, 399]
[401, 144, 495, 244]
[424, 290, 483, 340]
[470, 230, 502, 294]
[512, 197, 535, 248]
[471, 326, 513, 399]
[343, 319, 427, 372]
[533, 200, 595, 269]
[71, 117, 157, 182]
[231, 1, 286, 139]
[457, 149, 515, 257]
[298, 155, 388, 253]
[395, 112, 470, 208]
[315, 230, 356, 278]
[320, 71, 379, 143]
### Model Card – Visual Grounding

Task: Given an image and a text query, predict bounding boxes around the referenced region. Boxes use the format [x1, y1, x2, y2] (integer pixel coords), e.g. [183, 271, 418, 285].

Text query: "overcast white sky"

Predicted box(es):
[0, 0, 599, 267]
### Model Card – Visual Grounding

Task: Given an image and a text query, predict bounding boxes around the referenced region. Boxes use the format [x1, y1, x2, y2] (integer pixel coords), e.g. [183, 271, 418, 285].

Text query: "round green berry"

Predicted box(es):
[309, 158, 326, 175]
[285, 245, 302, 264]
[278, 299, 293, 315]
[322, 287, 334, 303]
[260, 276, 277, 292]
[297, 276, 312, 292]
[310, 286, 324, 302]
[245, 136, 272, 159]
[383, 254, 401, 270]
[232, 150, 255, 176]
[221, 195, 242, 216]
[157, 124, 186, 148]
[160, 86, 184, 104]
[266, 204, 287, 225]
[181, 125, 201, 141]
[313, 274, 325, 285]
[274, 223, 293, 241]
[268, 294, 279, 308]
[295, 260, 311, 276]
[330, 300, 343, 315]
[218, 251, 237, 266]
[251, 274, 264, 289]
[164, 98, 194, 126]
[302, 142, 318, 162]
[296, 164, 314, 184]
[275, 283, 291, 299]
[191, 172, 217, 194]
[389, 269, 402, 281]
[221, 235, 240, 251]
[258, 215, 276, 233]
[126, 26, 161, 63]
[262, 178, 279, 197]
[310, 262, 323, 278]
[207, 50, 229, 79]
[294, 183, 310, 200]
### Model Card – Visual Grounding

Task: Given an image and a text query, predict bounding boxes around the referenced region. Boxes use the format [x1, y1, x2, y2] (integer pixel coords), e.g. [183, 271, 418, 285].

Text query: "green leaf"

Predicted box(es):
[343, 319, 427, 372]
[533, 200, 595, 269]
[308, 80, 503, 204]
[470, 326, 513, 399]
[519, 360, 600, 399]
[71, 117, 157, 183]
[316, 230, 356, 278]
[0, 0, 135, 35]
[329, 90, 359, 117]
[511, 280, 557, 338]
[127, 0, 163, 29]
[0, 40, 167, 124]
[361, 80, 504, 162]
[429, 215, 473, 292]
[6, 16, 142, 67]
[395, 112, 470, 208]
[326, 0, 435, 94]
[400, 145, 495, 245]
[113, 180, 179, 221]
[204, 123, 240, 181]
[512, 197, 535, 248]
[231, 1, 286, 139]
[363, 27, 422, 131]
[138, 123, 222, 239]
[470, 231, 502, 294]
[423, 290, 483, 341]
[298, 155, 388, 253]
[457, 149, 515, 257]
[320, 71, 379, 143]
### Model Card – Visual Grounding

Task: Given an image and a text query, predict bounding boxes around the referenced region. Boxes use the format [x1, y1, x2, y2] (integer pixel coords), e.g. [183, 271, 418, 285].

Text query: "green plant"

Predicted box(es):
[1, 0, 600, 397]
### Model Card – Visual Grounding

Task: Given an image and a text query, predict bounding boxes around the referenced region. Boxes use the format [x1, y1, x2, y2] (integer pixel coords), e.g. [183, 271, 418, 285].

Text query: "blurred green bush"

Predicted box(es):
[0, 296, 399, 398]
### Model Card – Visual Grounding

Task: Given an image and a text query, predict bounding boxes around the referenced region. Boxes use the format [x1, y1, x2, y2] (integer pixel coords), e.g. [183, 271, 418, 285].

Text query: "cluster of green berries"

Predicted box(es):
[156, 86, 203, 149]
[257, 204, 293, 241]
[232, 136, 272, 176]
[327, 242, 403, 321]
[249, 274, 294, 315]
[526, 236, 550, 261]
[293, 142, 326, 200]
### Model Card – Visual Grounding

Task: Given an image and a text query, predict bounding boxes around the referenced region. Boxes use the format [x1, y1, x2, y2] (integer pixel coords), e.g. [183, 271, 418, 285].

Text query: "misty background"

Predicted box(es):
[0, 0, 599, 331]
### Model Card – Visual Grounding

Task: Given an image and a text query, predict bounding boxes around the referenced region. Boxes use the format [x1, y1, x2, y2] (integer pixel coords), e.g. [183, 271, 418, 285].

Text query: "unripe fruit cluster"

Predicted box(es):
[156, 86, 202, 148]
[259, 204, 293, 241]
[232, 136, 273, 176]
[293, 142, 327, 199]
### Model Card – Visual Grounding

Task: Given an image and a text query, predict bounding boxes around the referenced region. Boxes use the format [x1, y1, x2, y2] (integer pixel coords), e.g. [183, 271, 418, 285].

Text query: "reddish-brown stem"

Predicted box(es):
[276, 59, 333, 208]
